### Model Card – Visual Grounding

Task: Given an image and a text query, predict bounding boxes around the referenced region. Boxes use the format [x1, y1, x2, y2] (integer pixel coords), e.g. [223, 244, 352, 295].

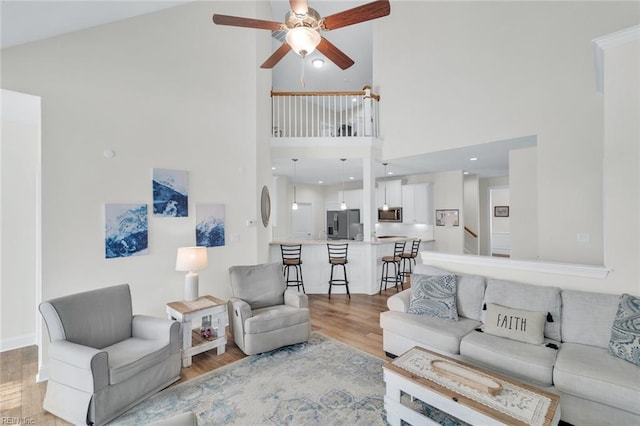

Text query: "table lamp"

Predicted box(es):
[175, 246, 208, 301]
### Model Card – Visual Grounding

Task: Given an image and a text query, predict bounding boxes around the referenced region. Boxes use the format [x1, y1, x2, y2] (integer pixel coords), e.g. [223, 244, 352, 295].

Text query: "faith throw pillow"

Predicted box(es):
[408, 274, 458, 321]
[484, 303, 546, 345]
[608, 293, 640, 366]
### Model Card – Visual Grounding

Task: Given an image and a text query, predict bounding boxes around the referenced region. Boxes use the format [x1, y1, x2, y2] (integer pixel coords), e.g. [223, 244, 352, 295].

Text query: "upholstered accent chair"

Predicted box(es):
[39, 284, 181, 425]
[228, 262, 311, 355]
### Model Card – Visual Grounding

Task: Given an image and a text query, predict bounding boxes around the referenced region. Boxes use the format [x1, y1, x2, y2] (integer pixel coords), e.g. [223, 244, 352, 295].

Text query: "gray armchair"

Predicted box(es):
[39, 284, 181, 425]
[228, 263, 311, 355]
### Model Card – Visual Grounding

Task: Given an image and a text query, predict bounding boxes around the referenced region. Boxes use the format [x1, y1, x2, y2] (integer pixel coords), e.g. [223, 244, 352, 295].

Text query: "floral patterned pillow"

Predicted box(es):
[608, 293, 640, 366]
[408, 274, 458, 321]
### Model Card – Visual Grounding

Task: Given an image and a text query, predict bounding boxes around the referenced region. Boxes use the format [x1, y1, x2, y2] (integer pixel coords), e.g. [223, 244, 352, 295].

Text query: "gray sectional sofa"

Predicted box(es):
[379, 264, 640, 425]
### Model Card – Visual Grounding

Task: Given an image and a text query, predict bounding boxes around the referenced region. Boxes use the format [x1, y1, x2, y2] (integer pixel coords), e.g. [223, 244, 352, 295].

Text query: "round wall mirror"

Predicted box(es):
[260, 185, 271, 227]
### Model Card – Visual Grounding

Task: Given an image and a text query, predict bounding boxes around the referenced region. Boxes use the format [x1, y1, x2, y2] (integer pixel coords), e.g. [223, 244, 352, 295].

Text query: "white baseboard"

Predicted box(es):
[36, 364, 49, 383]
[0, 333, 35, 352]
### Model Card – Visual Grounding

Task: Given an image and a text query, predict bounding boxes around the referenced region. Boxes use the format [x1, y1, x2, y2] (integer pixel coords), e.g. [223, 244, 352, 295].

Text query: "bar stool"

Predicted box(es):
[327, 243, 350, 299]
[379, 241, 406, 294]
[280, 244, 305, 293]
[400, 239, 421, 283]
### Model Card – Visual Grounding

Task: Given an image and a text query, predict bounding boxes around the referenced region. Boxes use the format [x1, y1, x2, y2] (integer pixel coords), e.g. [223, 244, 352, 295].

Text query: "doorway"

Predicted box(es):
[292, 202, 313, 240]
[0, 89, 42, 364]
[489, 186, 510, 257]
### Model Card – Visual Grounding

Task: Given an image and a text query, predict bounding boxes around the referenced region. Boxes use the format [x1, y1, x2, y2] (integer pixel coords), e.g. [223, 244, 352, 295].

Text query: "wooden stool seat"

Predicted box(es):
[382, 255, 401, 262]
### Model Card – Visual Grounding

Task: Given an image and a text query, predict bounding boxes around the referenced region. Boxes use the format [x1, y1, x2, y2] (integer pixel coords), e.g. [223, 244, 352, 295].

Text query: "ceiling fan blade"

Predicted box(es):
[212, 14, 283, 31]
[316, 37, 355, 70]
[261, 43, 293, 69]
[322, 0, 391, 31]
[289, 0, 308, 15]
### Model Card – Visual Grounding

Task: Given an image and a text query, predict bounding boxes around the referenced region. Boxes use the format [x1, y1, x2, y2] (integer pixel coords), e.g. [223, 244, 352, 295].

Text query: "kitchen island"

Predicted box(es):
[269, 238, 429, 295]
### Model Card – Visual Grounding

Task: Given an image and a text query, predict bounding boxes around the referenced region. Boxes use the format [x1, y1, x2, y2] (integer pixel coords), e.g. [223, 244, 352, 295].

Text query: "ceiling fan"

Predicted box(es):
[212, 0, 391, 70]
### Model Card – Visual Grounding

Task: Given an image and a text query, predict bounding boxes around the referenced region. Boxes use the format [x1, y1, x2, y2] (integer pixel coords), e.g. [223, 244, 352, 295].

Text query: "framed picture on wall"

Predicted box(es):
[435, 209, 459, 227]
[494, 206, 510, 217]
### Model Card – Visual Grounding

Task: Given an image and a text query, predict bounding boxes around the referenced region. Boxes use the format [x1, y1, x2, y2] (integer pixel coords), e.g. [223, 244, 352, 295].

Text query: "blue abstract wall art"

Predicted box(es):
[153, 168, 188, 217]
[105, 203, 149, 259]
[196, 204, 225, 247]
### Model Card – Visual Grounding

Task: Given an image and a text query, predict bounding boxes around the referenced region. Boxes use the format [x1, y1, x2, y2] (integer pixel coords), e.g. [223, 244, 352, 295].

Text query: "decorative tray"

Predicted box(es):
[430, 359, 503, 396]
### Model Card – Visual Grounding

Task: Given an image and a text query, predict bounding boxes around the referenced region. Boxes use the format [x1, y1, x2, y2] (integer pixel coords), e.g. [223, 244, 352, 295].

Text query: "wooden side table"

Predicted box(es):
[166, 295, 228, 367]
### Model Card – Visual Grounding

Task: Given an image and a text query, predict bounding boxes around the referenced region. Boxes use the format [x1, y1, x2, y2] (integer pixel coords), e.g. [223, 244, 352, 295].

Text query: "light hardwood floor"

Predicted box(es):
[0, 287, 403, 424]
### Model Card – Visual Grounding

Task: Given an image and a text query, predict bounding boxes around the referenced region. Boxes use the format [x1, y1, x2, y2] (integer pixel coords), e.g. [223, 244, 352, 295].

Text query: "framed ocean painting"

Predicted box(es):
[105, 203, 149, 258]
[153, 168, 188, 217]
[196, 204, 225, 247]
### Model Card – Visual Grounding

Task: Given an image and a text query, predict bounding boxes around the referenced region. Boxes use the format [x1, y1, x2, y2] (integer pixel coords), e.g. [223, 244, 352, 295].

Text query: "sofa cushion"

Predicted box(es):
[483, 279, 562, 341]
[229, 263, 285, 310]
[554, 342, 640, 415]
[380, 310, 480, 355]
[460, 331, 558, 386]
[609, 293, 640, 366]
[561, 289, 619, 348]
[408, 274, 458, 321]
[414, 264, 485, 321]
[484, 303, 546, 345]
[245, 305, 310, 334]
[104, 337, 170, 385]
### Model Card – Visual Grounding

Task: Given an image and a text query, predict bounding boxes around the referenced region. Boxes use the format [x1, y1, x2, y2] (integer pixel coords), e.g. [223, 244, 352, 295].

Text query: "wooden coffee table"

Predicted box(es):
[383, 347, 560, 426]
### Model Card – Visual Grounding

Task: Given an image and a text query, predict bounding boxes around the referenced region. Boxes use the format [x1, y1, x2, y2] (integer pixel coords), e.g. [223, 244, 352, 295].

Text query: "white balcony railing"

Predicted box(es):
[271, 86, 380, 138]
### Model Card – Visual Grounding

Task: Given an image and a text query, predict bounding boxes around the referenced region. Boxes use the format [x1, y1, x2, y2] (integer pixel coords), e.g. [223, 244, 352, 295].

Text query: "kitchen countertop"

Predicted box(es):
[270, 237, 432, 245]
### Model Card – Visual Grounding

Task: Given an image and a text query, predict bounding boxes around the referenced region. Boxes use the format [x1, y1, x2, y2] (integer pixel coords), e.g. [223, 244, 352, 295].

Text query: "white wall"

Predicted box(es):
[463, 175, 480, 254]
[375, 1, 639, 265]
[602, 35, 640, 295]
[1, 1, 271, 366]
[432, 171, 464, 254]
[510, 147, 539, 259]
[490, 187, 510, 234]
[0, 89, 40, 351]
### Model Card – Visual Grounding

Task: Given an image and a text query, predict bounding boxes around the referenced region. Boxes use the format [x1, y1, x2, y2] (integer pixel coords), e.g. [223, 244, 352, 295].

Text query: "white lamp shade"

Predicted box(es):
[175, 246, 208, 272]
[286, 27, 321, 57]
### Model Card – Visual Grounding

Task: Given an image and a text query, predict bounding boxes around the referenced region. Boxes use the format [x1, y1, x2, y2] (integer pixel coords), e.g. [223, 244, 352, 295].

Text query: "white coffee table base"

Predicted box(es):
[383, 347, 561, 426]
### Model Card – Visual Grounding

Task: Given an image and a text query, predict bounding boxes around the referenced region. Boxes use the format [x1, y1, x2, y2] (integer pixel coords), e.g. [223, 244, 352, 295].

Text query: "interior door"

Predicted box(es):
[292, 202, 313, 240]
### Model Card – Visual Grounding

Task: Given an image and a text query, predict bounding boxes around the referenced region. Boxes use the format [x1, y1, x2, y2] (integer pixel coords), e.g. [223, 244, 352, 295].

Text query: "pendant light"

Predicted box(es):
[382, 162, 389, 211]
[291, 158, 299, 210]
[340, 158, 347, 210]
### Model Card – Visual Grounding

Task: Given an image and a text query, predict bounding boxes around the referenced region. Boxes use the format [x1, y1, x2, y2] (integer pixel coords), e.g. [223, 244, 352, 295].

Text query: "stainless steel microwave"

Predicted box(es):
[378, 207, 402, 222]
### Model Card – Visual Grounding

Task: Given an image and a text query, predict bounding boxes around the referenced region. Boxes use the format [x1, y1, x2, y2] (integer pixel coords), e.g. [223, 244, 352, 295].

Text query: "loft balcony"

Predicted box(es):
[270, 86, 382, 151]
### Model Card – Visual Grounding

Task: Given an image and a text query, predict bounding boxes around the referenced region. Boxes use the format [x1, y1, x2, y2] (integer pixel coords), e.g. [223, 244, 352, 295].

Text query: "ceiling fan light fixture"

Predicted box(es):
[286, 26, 321, 57]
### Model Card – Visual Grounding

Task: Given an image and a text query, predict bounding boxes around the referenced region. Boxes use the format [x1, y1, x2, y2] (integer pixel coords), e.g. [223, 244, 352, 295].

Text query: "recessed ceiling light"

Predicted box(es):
[463, 171, 469, 175]
[272, 166, 276, 170]
[470, 157, 478, 161]
[318, 180, 324, 184]
[312, 58, 324, 68]
[349, 176, 355, 180]
[387, 171, 394, 175]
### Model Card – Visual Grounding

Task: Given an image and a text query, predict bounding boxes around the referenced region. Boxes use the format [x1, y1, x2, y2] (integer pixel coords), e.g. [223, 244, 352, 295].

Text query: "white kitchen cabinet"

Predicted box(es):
[376, 179, 403, 208]
[402, 183, 433, 224]
[338, 189, 363, 210]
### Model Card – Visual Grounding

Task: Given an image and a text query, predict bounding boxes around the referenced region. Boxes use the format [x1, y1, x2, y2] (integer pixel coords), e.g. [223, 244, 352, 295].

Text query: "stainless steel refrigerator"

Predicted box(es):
[327, 209, 361, 240]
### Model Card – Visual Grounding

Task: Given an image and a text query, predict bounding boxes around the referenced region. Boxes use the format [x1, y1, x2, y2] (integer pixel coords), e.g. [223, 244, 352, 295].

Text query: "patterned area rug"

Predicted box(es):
[110, 333, 466, 425]
[110, 333, 387, 425]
